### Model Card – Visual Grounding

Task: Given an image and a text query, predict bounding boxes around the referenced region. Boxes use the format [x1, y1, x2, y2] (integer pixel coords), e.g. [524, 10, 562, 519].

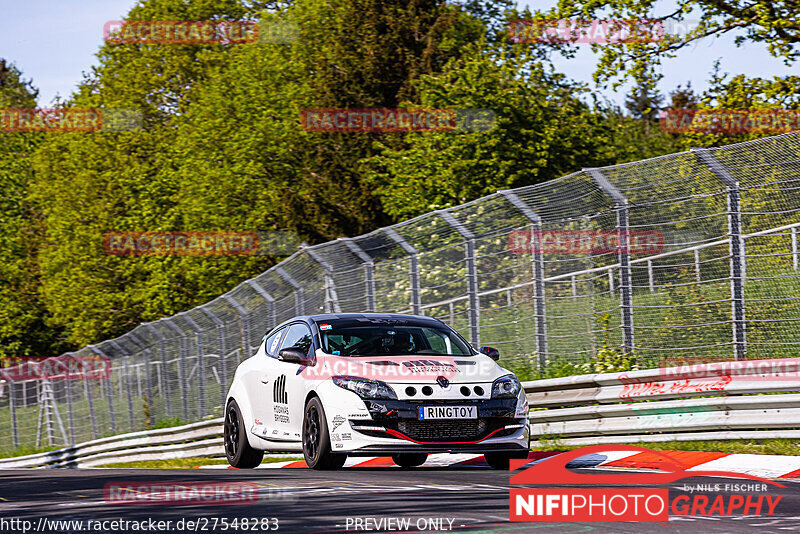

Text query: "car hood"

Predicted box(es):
[308, 350, 511, 384]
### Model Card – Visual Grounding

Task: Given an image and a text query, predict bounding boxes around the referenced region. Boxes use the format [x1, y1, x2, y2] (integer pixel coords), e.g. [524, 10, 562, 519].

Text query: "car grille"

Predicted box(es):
[396, 419, 488, 441]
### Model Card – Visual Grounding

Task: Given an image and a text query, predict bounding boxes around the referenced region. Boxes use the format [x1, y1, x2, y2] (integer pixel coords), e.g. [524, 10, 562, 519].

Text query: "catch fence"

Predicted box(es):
[2, 132, 800, 453]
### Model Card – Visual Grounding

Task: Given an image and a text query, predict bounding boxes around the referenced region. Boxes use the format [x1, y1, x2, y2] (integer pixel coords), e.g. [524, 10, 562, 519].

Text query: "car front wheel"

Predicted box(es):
[224, 399, 263, 468]
[302, 397, 346, 470]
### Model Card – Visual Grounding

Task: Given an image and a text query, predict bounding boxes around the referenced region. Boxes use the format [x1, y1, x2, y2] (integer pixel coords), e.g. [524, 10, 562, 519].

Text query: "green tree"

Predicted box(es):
[362, 44, 617, 220]
[534, 0, 800, 87]
[30, 0, 262, 345]
[0, 60, 63, 358]
[625, 81, 663, 134]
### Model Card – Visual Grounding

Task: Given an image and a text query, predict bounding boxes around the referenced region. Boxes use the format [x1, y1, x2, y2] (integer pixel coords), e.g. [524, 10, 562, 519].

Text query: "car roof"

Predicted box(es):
[307, 312, 444, 324]
[268, 313, 445, 330]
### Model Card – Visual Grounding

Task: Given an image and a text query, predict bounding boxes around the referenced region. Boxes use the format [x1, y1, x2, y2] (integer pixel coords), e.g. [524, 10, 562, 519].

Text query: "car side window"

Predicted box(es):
[280, 323, 314, 357]
[264, 327, 286, 358]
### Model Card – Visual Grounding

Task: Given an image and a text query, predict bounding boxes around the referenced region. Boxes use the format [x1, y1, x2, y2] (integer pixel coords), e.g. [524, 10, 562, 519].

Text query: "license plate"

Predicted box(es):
[417, 406, 477, 420]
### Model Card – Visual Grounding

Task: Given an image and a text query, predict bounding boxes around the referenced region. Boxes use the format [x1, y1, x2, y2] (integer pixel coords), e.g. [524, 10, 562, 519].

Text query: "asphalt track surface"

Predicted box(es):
[1, 467, 800, 534]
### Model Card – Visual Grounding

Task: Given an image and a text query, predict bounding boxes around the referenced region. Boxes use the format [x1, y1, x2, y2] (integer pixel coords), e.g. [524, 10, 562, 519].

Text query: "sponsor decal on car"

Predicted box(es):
[331, 415, 346, 432]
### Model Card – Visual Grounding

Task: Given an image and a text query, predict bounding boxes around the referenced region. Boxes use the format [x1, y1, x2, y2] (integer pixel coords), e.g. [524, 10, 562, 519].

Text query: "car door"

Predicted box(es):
[271, 322, 315, 441]
[247, 326, 286, 442]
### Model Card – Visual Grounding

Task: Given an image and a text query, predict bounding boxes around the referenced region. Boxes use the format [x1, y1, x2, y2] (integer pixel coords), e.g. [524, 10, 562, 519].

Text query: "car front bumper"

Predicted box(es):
[329, 397, 530, 454]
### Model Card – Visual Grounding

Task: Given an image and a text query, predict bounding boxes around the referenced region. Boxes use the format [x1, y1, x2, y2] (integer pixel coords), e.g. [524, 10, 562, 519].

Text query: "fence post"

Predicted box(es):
[64, 370, 75, 444]
[303, 246, 342, 313]
[340, 238, 376, 312]
[109, 340, 136, 432]
[88, 345, 116, 434]
[499, 190, 547, 369]
[161, 319, 190, 421]
[247, 279, 277, 330]
[792, 227, 798, 271]
[276, 267, 304, 316]
[178, 312, 206, 419]
[694, 249, 702, 282]
[127, 333, 153, 428]
[438, 210, 480, 347]
[199, 308, 228, 412]
[385, 228, 422, 315]
[693, 148, 747, 360]
[8, 377, 18, 449]
[144, 323, 171, 418]
[585, 169, 634, 355]
[223, 294, 253, 356]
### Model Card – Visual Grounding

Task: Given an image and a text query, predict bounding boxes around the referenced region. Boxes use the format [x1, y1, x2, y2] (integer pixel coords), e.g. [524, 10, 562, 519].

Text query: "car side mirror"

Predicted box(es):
[279, 347, 312, 365]
[480, 346, 500, 361]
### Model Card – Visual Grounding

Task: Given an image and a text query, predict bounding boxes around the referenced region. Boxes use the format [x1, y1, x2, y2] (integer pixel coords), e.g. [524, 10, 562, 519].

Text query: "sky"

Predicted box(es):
[0, 0, 796, 107]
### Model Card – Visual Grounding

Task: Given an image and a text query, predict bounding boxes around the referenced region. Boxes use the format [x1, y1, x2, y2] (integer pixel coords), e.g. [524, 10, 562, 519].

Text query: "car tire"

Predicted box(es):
[224, 399, 264, 469]
[303, 397, 346, 470]
[392, 453, 428, 468]
[484, 451, 529, 470]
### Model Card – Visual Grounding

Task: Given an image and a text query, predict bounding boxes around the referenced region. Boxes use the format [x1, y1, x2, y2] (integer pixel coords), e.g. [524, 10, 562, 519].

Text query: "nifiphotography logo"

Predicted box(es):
[509, 445, 784, 522]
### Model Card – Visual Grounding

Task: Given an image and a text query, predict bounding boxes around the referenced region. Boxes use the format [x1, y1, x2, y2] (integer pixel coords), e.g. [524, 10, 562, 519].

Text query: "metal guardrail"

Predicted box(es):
[0, 418, 224, 469]
[4, 356, 800, 467]
[526, 356, 800, 446]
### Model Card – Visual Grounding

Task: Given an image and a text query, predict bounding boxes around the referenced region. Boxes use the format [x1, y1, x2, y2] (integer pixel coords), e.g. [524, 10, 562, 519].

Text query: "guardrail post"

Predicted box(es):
[693, 148, 747, 360]
[199, 308, 228, 412]
[438, 210, 480, 347]
[110, 340, 136, 432]
[499, 190, 547, 370]
[246, 279, 277, 333]
[89, 345, 116, 435]
[384, 228, 421, 315]
[340, 238, 376, 312]
[303, 246, 342, 313]
[585, 169, 634, 355]
[276, 267, 304, 316]
[161, 319, 190, 421]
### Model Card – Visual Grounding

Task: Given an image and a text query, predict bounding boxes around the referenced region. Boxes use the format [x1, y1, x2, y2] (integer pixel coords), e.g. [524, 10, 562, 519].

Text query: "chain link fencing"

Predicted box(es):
[2, 132, 800, 455]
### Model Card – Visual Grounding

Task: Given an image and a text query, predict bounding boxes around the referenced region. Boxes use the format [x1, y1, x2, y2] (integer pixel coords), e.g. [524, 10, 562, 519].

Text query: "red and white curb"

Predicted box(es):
[199, 450, 800, 479]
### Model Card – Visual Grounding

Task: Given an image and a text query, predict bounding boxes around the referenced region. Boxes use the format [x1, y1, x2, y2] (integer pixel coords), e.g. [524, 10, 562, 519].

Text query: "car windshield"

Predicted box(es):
[316, 319, 473, 357]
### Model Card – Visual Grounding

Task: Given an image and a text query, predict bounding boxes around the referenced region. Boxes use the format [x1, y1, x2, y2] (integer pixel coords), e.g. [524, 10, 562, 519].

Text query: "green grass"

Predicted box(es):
[97, 456, 302, 468]
[0, 444, 61, 458]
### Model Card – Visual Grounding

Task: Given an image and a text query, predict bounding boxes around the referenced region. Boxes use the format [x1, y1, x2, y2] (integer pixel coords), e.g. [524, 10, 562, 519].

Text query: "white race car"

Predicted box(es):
[224, 313, 530, 469]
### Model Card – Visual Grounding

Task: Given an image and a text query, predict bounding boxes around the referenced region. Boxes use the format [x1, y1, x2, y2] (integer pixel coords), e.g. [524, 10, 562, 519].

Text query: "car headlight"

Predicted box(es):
[332, 376, 397, 400]
[491, 374, 521, 398]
